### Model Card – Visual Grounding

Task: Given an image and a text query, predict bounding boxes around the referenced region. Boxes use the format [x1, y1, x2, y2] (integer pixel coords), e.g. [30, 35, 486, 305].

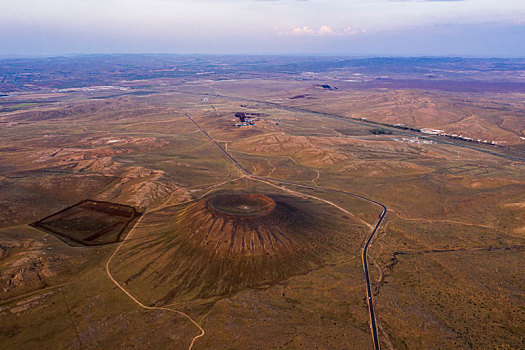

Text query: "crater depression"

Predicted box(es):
[208, 193, 275, 217]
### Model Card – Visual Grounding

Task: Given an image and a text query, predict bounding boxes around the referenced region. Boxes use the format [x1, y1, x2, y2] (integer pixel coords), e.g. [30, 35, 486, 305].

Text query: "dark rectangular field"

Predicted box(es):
[31, 200, 137, 246]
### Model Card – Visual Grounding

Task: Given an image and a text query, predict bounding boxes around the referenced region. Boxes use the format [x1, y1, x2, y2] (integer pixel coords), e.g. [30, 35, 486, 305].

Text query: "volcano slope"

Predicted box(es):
[110, 184, 369, 307]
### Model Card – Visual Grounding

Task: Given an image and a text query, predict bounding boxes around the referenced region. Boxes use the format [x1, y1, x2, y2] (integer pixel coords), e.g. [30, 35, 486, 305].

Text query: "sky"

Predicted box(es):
[1, 0, 524, 57]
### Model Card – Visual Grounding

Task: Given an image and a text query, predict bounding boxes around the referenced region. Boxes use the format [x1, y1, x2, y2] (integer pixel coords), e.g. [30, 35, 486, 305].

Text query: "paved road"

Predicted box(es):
[180, 88, 525, 349]
[185, 113, 385, 350]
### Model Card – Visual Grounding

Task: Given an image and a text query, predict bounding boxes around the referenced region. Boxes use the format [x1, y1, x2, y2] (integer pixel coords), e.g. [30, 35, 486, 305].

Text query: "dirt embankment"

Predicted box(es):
[233, 133, 353, 167]
[96, 166, 190, 209]
[26, 135, 186, 209]
[0, 234, 78, 298]
[343, 160, 432, 177]
[30, 136, 168, 175]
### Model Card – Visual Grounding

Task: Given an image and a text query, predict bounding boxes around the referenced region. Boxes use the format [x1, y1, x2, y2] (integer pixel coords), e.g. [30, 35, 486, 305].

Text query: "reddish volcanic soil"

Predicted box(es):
[112, 192, 365, 304]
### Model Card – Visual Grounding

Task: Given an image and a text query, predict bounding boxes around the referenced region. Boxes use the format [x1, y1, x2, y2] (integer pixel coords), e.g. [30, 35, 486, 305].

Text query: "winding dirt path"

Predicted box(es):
[104, 174, 247, 348]
[105, 193, 206, 349]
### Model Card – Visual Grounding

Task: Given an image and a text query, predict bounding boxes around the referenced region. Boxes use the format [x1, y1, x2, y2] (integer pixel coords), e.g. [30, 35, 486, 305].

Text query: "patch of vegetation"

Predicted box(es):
[369, 128, 393, 135]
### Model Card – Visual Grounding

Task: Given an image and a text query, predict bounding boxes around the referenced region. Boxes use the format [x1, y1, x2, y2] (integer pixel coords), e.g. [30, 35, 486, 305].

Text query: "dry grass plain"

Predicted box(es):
[1, 58, 524, 349]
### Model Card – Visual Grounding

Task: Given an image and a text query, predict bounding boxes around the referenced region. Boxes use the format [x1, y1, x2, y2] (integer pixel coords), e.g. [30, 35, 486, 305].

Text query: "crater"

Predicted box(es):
[181, 192, 305, 259]
[208, 193, 275, 217]
[112, 190, 366, 304]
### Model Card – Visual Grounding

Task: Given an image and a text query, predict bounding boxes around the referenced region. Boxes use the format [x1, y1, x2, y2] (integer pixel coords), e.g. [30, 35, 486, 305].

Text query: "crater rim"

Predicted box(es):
[207, 193, 276, 217]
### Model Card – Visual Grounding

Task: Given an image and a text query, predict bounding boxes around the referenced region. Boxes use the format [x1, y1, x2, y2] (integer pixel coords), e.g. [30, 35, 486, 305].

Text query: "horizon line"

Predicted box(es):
[1, 53, 524, 60]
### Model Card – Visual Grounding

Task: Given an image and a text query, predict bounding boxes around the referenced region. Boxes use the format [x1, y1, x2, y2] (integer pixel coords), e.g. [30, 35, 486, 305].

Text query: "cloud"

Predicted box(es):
[284, 25, 365, 36]
[384, 0, 465, 2]
[318, 25, 334, 35]
[344, 26, 366, 35]
[291, 26, 316, 35]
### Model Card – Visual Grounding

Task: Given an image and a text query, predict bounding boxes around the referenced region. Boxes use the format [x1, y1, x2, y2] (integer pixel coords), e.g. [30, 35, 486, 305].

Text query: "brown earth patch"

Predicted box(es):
[233, 133, 353, 167]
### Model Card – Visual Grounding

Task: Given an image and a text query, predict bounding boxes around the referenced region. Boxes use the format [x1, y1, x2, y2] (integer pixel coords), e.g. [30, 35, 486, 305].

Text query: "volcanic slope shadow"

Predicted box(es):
[110, 181, 369, 307]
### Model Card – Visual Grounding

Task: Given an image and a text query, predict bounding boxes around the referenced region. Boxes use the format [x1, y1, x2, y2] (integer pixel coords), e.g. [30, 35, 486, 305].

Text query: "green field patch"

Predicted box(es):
[0, 102, 37, 112]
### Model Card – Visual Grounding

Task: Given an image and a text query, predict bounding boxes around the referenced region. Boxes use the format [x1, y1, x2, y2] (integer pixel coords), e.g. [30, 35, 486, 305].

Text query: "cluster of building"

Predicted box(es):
[232, 112, 257, 127]
[420, 128, 501, 145]
[233, 119, 256, 127]
[393, 137, 433, 144]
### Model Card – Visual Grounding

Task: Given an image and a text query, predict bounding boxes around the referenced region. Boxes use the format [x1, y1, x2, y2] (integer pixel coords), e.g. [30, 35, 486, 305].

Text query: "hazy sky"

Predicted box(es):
[1, 0, 524, 56]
